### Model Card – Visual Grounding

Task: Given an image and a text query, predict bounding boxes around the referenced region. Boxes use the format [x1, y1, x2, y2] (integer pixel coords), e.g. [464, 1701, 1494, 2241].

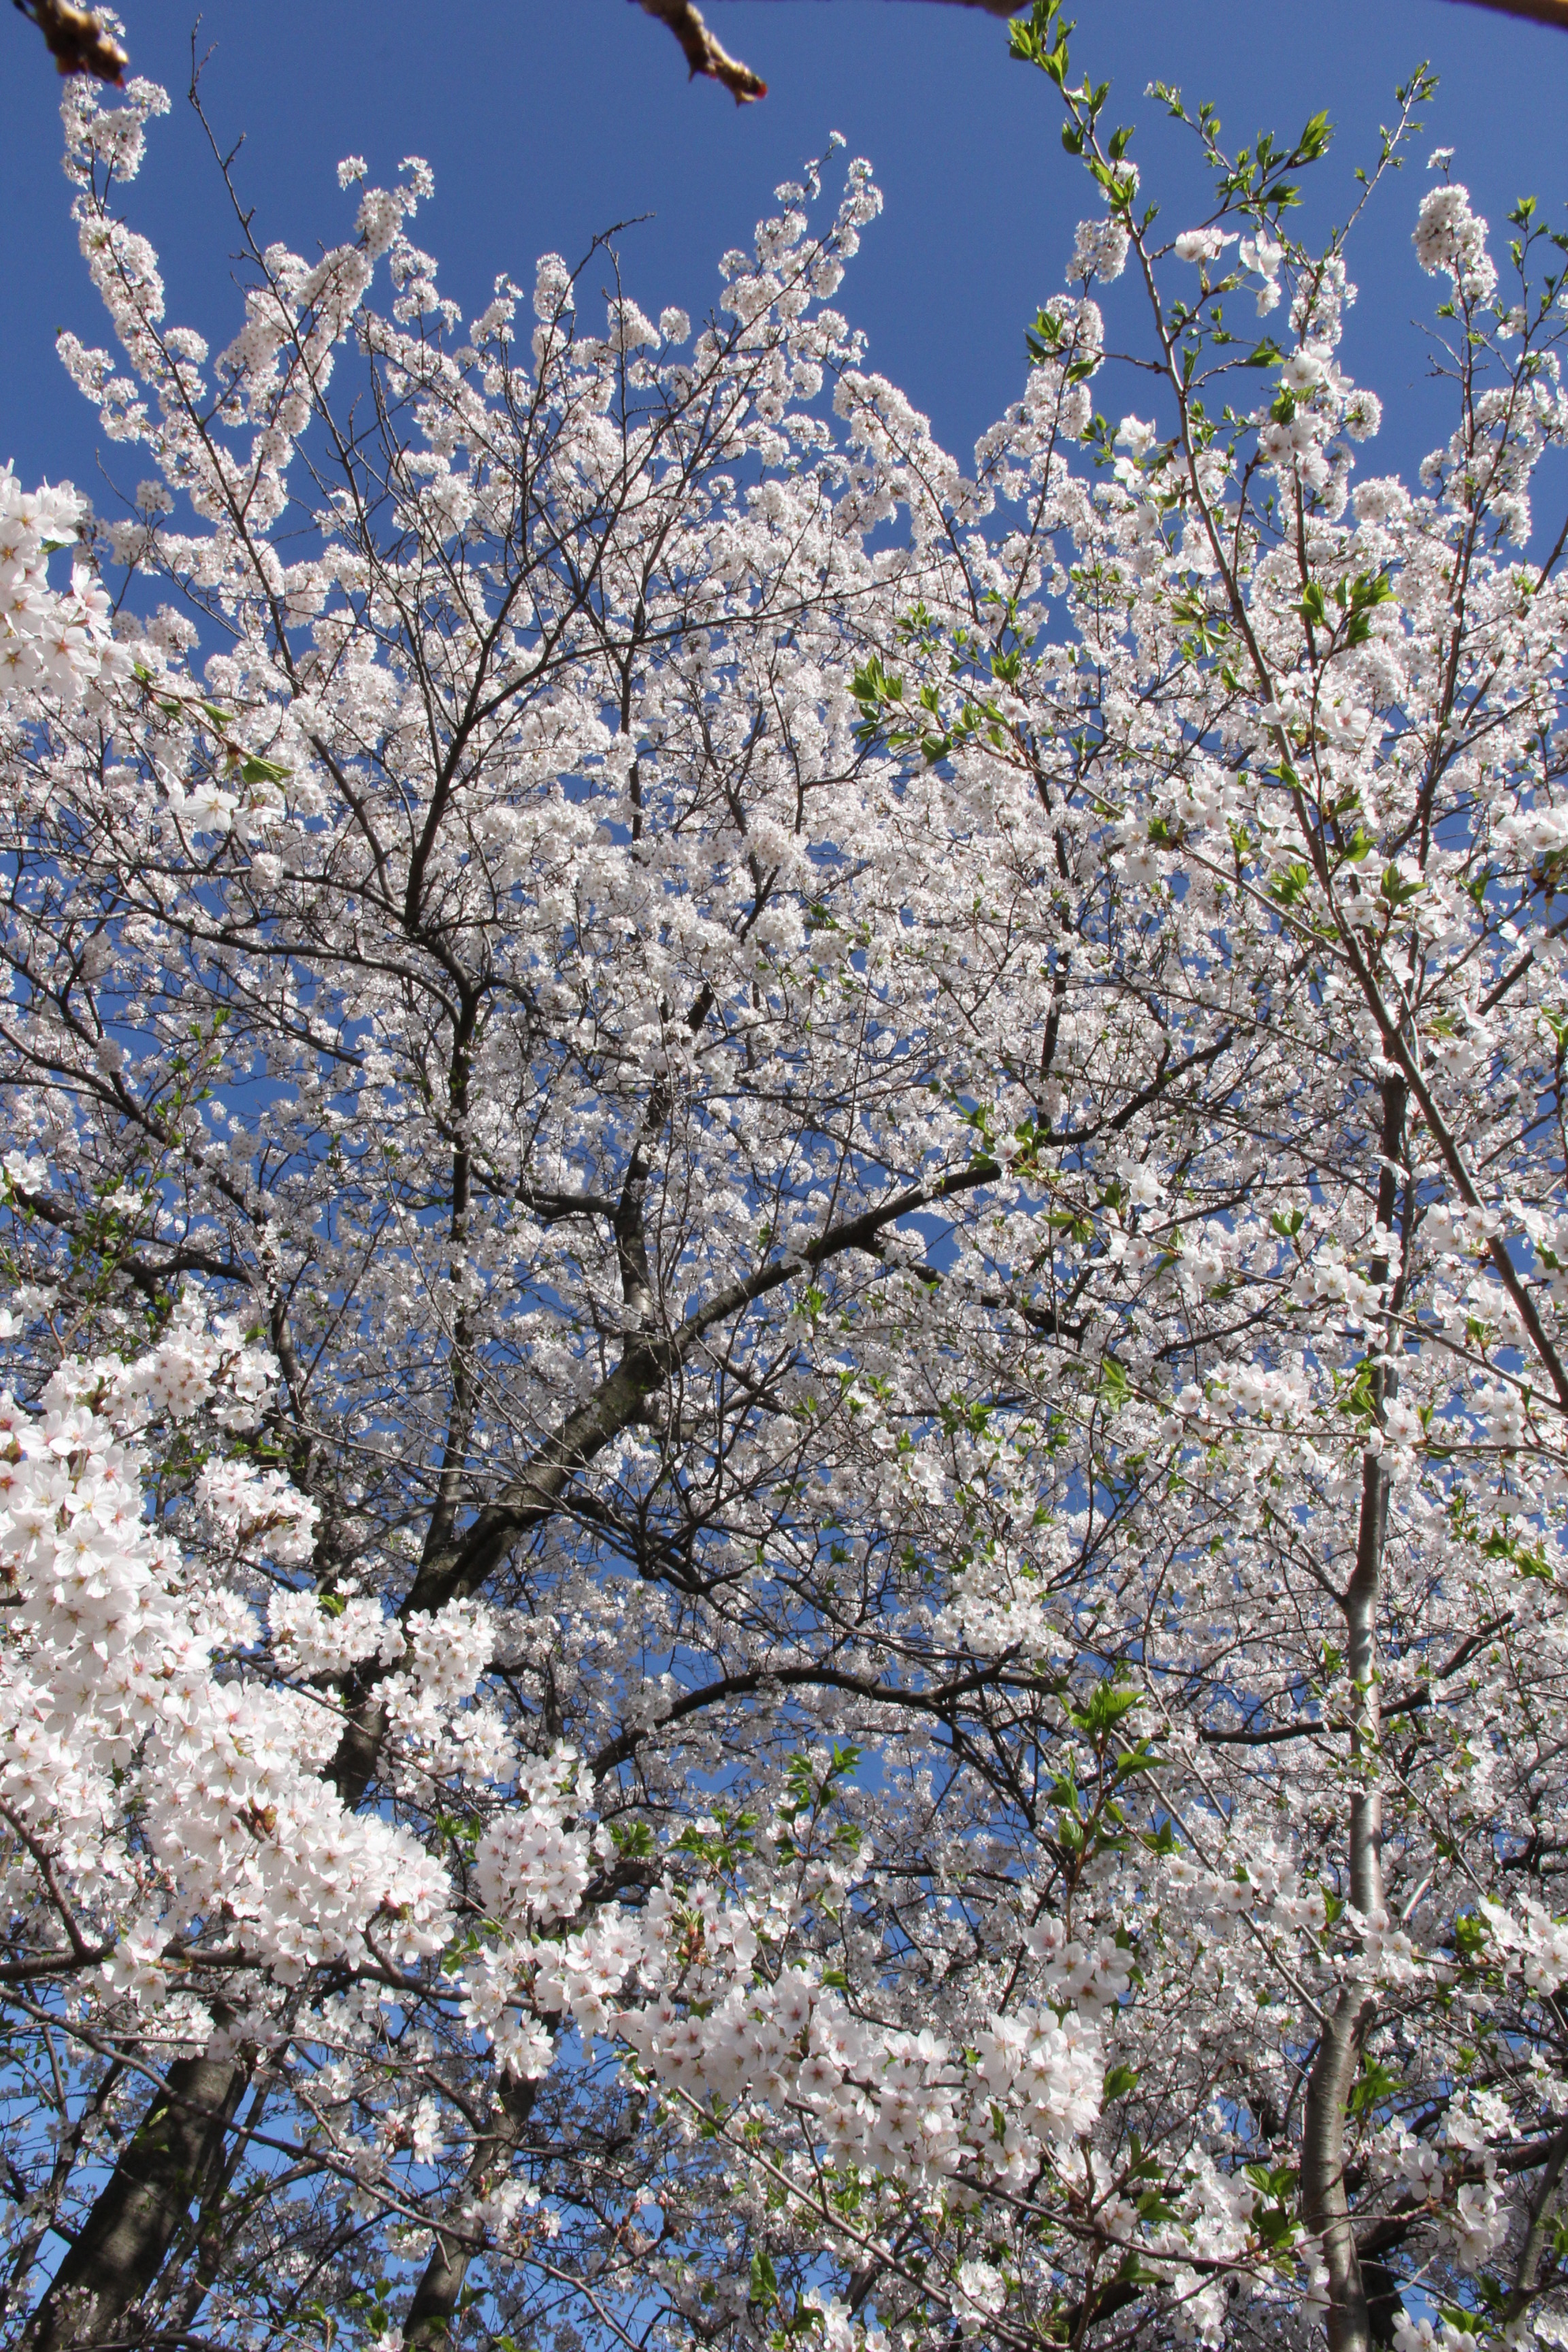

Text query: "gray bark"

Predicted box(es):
[1299, 1077, 1406, 2352]
[1503, 2112, 1568, 2327]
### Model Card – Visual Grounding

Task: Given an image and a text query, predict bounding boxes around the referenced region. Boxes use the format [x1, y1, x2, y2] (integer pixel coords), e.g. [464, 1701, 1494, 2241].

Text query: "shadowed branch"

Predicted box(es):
[627, 0, 1568, 101]
[12, 0, 126, 82]
[14, 0, 1568, 106]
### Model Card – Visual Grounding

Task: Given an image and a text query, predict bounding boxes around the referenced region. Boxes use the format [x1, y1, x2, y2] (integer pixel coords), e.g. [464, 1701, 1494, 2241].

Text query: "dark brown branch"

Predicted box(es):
[631, 0, 1020, 99]
[14, 0, 1568, 121]
[12, 0, 126, 82]
[632, 0, 770, 99]
[1446, 0, 1568, 22]
[627, 0, 1568, 108]
[402, 2079, 538, 2349]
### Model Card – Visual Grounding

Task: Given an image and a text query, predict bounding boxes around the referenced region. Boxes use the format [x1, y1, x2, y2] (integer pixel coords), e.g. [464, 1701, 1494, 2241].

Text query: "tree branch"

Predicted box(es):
[631, 0, 770, 99]
[12, 0, 125, 82]
[1446, 0, 1568, 22]
[632, 0, 1021, 99]
[627, 0, 1567, 106]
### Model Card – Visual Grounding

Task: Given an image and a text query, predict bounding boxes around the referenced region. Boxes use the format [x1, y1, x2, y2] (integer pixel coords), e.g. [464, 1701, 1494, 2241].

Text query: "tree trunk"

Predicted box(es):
[1298, 1075, 1406, 2352]
[20, 2044, 249, 2352]
[402, 2078, 538, 2350]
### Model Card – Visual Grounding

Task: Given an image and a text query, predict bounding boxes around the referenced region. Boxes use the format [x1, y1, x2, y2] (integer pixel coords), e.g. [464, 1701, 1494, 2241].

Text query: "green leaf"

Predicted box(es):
[750, 2250, 779, 2310]
[1069, 1676, 1141, 1742]
[1348, 2056, 1401, 2116]
[1296, 110, 1333, 163]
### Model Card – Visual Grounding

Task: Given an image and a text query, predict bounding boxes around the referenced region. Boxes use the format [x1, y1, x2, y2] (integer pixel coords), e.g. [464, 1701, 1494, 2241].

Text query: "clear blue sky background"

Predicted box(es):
[3, 0, 1567, 531]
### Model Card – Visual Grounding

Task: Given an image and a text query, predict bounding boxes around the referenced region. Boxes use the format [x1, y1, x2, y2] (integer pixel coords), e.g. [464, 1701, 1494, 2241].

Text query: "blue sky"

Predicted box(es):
[2, 0, 1567, 523]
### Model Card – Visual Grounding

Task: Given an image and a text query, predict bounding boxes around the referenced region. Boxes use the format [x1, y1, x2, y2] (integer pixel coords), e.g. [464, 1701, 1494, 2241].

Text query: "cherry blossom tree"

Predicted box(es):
[3, 11, 1568, 2351]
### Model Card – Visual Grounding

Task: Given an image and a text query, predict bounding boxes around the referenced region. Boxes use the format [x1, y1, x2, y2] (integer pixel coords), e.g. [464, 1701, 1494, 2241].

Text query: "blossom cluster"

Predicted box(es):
[1, 1321, 448, 1994]
[0, 466, 128, 702]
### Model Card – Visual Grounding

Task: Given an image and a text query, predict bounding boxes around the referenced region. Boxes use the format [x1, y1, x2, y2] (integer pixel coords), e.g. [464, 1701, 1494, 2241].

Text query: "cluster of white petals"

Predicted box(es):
[0, 466, 129, 702]
[1, 1322, 447, 1999]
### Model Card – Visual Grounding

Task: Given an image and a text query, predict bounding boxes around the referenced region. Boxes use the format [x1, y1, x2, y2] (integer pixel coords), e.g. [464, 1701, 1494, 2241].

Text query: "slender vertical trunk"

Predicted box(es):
[402, 2078, 538, 2350]
[1300, 1075, 1405, 2352]
[1503, 2113, 1568, 2328]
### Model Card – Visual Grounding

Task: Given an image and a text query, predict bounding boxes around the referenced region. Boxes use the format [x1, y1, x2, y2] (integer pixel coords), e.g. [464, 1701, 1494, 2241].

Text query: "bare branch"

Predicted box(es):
[12, 0, 126, 83]
[631, 0, 1021, 98]
[632, 0, 770, 100]
[630, 0, 1568, 105]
